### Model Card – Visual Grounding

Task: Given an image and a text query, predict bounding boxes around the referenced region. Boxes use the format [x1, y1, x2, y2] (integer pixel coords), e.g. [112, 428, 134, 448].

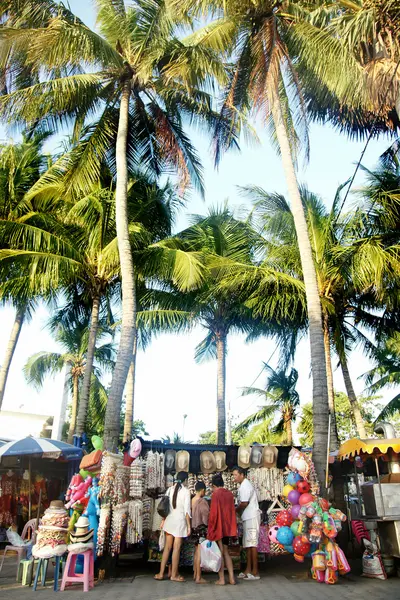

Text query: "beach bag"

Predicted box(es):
[157, 494, 171, 519]
[200, 540, 222, 573]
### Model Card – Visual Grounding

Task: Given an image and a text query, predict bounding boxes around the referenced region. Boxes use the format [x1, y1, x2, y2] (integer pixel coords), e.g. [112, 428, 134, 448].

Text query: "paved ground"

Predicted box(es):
[0, 553, 399, 600]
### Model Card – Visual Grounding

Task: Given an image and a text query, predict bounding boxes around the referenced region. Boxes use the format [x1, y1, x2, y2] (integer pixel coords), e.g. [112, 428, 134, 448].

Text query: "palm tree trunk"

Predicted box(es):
[76, 294, 100, 437]
[123, 330, 138, 443]
[284, 410, 293, 446]
[340, 356, 367, 438]
[68, 373, 79, 444]
[0, 307, 25, 410]
[216, 332, 227, 445]
[103, 75, 137, 452]
[323, 315, 340, 450]
[272, 96, 329, 490]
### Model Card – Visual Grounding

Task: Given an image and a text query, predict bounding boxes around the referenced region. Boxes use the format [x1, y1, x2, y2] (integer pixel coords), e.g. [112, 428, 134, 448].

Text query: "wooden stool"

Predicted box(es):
[60, 550, 94, 592]
[33, 556, 63, 591]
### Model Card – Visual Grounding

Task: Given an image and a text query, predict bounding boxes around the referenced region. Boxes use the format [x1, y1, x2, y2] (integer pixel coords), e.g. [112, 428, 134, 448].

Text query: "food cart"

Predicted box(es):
[337, 422, 400, 560]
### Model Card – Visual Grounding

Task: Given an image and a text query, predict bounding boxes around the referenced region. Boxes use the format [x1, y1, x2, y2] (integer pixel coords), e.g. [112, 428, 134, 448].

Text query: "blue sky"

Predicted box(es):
[0, 1, 396, 441]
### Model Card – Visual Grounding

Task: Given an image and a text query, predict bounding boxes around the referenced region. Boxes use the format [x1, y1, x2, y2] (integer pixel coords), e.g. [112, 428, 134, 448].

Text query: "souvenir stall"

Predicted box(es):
[0, 437, 83, 546]
[337, 422, 400, 578]
[271, 448, 351, 585]
[92, 439, 296, 570]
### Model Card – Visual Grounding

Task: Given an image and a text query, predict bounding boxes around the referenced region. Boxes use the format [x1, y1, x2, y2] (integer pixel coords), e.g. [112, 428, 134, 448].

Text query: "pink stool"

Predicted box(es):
[60, 550, 94, 592]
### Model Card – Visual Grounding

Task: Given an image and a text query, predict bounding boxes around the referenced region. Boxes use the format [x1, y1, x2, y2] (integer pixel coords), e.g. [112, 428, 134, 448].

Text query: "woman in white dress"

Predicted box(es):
[155, 472, 191, 582]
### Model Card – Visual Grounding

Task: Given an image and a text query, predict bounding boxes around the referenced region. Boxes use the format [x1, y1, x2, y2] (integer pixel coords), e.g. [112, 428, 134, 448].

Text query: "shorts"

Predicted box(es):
[242, 515, 260, 548]
[190, 525, 208, 545]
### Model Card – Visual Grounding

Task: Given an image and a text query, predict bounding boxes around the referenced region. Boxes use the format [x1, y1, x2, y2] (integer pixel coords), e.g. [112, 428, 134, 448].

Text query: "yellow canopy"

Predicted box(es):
[337, 438, 400, 461]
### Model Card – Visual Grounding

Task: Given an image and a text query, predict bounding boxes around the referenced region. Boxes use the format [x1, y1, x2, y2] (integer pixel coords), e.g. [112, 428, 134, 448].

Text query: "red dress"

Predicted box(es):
[207, 488, 237, 542]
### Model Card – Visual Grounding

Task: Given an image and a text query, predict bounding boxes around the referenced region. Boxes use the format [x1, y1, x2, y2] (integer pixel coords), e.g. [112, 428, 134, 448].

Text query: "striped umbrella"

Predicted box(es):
[0, 437, 83, 461]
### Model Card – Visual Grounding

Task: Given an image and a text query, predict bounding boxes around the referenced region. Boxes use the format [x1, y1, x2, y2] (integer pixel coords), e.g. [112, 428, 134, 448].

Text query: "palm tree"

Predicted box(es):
[24, 317, 115, 443]
[363, 332, 400, 421]
[168, 0, 365, 483]
[0, 132, 54, 410]
[147, 207, 260, 444]
[0, 0, 231, 450]
[236, 364, 300, 446]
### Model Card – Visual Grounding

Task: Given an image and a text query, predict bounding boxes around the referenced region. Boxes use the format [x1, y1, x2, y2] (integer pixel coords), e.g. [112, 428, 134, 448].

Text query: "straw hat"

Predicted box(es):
[164, 449, 176, 474]
[213, 451, 227, 471]
[200, 451, 216, 474]
[262, 445, 278, 468]
[238, 445, 251, 469]
[49, 500, 64, 510]
[70, 516, 94, 544]
[176, 450, 190, 472]
[250, 445, 263, 468]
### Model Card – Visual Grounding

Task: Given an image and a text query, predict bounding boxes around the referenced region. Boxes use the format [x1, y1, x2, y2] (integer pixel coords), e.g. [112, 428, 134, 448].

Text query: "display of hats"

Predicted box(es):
[262, 445, 278, 468]
[238, 445, 251, 469]
[33, 503, 69, 559]
[175, 450, 190, 472]
[68, 516, 94, 554]
[164, 449, 176, 474]
[200, 451, 216, 474]
[69, 516, 94, 545]
[250, 445, 263, 468]
[129, 438, 142, 459]
[214, 451, 227, 471]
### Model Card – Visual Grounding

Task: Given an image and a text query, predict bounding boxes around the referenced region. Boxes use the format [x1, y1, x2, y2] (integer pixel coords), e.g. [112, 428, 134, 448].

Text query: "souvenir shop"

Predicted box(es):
[0, 438, 82, 548]
[94, 440, 323, 571]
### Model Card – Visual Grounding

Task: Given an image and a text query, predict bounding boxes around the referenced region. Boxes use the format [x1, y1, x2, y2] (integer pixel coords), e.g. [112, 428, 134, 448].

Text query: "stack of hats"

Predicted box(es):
[32, 501, 69, 558]
[68, 516, 94, 554]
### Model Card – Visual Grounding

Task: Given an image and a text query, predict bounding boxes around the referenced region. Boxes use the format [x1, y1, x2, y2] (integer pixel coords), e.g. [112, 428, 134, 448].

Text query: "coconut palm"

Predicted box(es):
[168, 0, 365, 483]
[0, 131, 56, 410]
[0, 0, 231, 450]
[236, 365, 300, 446]
[24, 317, 115, 443]
[363, 332, 400, 421]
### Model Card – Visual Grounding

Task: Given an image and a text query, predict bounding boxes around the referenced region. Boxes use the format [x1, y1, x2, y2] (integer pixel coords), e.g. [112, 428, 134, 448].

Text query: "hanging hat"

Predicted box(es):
[129, 438, 142, 459]
[164, 449, 176, 474]
[200, 451, 216, 474]
[262, 445, 278, 468]
[213, 451, 227, 471]
[238, 445, 251, 469]
[176, 450, 190, 472]
[250, 445, 263, 468]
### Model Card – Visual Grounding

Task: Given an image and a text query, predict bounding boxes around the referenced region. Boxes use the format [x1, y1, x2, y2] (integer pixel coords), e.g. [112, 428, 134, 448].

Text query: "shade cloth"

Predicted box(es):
[337, 437, 400, 461]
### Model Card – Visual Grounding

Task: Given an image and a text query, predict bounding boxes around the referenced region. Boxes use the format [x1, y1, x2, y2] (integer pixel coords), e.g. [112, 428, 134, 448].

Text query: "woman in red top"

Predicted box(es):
[207, 474, 237, 585]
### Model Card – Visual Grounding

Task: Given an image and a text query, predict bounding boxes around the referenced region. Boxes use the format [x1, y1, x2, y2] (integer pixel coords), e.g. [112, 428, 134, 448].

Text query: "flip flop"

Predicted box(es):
[244, 574, 260, 581]
[238, 572, 247, 579]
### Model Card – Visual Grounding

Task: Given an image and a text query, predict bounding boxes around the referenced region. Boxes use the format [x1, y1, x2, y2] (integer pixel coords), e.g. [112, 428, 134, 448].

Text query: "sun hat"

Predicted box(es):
[129, 438, 142, 459]
[238, 445, 251, 469]
[200, 451, 216, 474]
[250, 445, 263, 468]
[164, 449, 176, 474]
[262, 445, 278, 468]
[213, 451, 227, 471]
[176, 450, 190, 472]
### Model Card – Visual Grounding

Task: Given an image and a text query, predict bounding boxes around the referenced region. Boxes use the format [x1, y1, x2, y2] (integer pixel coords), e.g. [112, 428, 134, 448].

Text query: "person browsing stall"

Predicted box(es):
[191, 481, 209, 584]
[233, 466, 261, 581]
[207, 474, 237, 586]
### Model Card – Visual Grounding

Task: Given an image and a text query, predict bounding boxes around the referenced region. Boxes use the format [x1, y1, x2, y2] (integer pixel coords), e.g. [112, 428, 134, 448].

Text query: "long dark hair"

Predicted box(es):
[172, 471, 188, 509]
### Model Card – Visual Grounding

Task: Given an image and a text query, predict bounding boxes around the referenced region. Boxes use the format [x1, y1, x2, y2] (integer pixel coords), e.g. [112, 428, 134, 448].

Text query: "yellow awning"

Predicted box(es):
[337, 438, 400, 460]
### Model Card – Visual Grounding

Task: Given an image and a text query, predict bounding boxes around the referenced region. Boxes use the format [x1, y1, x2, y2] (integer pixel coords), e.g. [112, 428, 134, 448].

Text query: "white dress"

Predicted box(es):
[163, 484, 191, 538]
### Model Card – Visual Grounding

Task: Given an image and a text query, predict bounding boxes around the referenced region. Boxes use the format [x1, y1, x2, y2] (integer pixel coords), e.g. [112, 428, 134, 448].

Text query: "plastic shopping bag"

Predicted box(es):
[200, 540, 222, 573]
[6, 527, 30, 547]
[159, 529, 165, 552]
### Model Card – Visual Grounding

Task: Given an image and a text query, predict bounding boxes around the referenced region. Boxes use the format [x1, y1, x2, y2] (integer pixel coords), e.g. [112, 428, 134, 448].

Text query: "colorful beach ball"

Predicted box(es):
[276, 526, 294, 546]
[276, 510, 294, 527]
[287, 472, 303, 486]
[268, 525, 280, 543]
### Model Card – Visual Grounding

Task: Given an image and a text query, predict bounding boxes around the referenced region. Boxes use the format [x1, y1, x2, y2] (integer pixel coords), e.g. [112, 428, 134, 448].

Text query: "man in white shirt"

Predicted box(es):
[233, 466, 261, 580]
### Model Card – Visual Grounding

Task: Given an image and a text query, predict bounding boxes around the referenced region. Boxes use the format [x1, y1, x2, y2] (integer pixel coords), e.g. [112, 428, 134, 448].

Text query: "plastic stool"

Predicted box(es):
[16, 559, 34, 585]
[33, 556, 63, 591]
[60, 550, 94, 592]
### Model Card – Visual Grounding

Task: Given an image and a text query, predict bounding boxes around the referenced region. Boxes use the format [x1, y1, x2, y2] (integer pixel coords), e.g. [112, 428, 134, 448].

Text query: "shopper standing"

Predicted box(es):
[154, 472, 191, 583]
[207, 474, 237, 585]
[233, 466, 261, 580]
[191, 481, 209, 584]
